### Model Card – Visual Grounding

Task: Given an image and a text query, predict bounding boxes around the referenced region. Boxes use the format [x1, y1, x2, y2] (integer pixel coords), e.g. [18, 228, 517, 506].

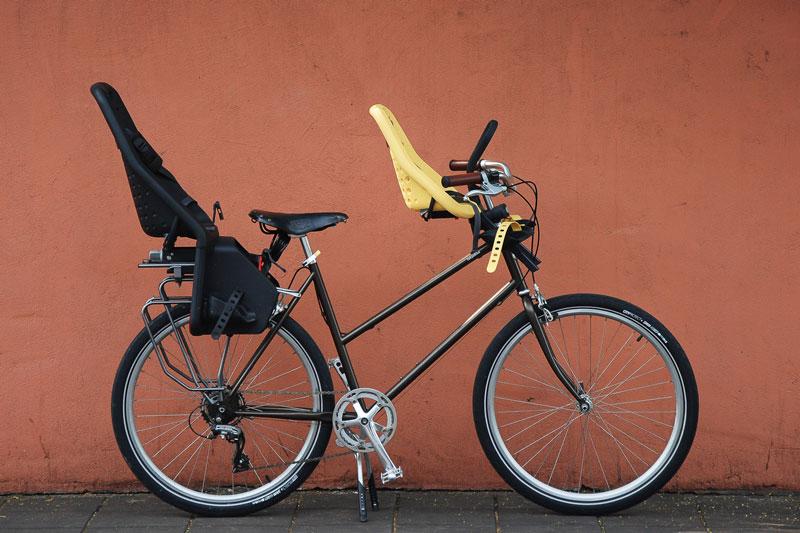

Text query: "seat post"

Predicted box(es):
[299, 235, 315, 261]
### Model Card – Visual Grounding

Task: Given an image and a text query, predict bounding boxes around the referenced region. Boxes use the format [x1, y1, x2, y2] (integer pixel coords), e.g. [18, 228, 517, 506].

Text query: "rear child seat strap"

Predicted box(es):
[211, 288, 244, 340]
[129, 130, 163, 171]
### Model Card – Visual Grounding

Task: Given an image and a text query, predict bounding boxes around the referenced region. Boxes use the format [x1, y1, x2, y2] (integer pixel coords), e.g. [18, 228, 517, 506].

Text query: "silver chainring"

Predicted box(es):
[332, 388, 397, 453]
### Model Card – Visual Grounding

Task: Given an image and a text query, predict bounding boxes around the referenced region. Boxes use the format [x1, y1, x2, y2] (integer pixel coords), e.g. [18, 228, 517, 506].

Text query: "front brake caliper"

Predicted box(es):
[533, 283, 554, 322]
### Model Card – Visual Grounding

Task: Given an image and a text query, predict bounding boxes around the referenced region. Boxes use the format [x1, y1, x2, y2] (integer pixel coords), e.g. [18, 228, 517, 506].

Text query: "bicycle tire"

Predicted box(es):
[473, 293, 698, 515]
[111, 304, 334, 516]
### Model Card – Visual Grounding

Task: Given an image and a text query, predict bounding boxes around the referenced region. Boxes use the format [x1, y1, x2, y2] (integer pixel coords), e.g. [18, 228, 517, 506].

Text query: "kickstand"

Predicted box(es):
[354, 452, 368, 522]
[364, 452, 379, 511]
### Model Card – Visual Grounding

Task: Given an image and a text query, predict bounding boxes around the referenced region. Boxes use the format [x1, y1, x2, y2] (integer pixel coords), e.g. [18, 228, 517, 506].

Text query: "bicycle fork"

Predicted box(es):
[505, 251, 590, 411]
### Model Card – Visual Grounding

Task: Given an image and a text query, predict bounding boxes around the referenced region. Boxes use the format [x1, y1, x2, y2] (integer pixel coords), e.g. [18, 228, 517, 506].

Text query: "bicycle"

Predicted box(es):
[91, 82, 699, 521]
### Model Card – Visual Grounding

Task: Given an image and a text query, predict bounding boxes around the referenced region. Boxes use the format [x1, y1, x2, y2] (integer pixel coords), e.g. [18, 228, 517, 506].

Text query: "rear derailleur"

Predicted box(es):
[210, 424, 252, 473]
[201, 390, 252, 474]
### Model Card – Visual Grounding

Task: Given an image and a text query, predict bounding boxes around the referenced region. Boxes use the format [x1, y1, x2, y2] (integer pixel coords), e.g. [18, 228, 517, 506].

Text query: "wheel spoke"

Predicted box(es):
[517, 412, 579, 463]
[591, 412, 649, 469]
[505, 407, 567, 441]
[547, 410, 577, 484]
[597, 379, 674, 402]
[601, 409, 669, 443]
[228, 334, 255, 381]
[243, 342, 288, 390]
[585, 417, 610, 489]
[593, 411, 661, 457]
[247, 422, 299, 460]
[516, 344, 573, 398]
[163, 432, 209, 472]
[599, 406, 676, 427]
[245, 425, 279, 478]
[247, 418, 307, 442]
[600, 395, 675, 407]
[591, 364, 667, 396]
[141, 414, 198, 447]
[502, 364, 572, 395]
[597, 341, 650, 391]
[496, 396, 573, 410]
[561, 415, 588, 491]
[591, 330, 637, 393]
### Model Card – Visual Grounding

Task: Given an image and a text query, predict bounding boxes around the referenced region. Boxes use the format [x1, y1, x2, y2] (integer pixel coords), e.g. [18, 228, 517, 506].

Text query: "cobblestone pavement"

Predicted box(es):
[0, 491, 797, 532]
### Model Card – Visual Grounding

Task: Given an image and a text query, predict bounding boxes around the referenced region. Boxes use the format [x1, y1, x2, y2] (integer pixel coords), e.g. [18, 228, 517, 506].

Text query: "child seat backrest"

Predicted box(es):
[90, 82, 214, 240]
[369, 104, 476, 219]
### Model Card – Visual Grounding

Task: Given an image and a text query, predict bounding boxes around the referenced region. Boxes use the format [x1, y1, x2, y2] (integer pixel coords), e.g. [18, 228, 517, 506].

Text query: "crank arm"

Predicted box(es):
[360, 423, 402, 483]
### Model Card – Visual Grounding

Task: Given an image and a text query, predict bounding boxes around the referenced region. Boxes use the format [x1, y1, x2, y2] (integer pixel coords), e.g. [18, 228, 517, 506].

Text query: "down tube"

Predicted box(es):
[385, 281, 517, 400]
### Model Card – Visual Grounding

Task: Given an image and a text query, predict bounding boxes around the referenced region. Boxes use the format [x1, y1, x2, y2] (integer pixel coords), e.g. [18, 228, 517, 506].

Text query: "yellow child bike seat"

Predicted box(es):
[369, 104, 476, 219]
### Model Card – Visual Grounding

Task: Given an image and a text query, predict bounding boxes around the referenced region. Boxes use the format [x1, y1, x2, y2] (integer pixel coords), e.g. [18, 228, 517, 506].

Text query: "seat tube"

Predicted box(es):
[299, 235, 360, 390]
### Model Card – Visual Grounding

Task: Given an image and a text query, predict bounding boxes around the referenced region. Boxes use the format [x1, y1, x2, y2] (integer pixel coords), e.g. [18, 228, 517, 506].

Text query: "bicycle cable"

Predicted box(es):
[506, 175, 541, 284]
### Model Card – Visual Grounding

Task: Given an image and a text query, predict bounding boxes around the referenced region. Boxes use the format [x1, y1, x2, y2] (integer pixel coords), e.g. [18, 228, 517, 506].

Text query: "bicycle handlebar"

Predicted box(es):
[441, 172, 483, 187]
[449, 160, 470, 171]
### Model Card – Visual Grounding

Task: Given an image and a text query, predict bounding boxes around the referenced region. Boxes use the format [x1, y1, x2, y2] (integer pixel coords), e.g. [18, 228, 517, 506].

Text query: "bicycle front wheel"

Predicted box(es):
[111, 304, 334, 516]
[474, 294, 698, 514]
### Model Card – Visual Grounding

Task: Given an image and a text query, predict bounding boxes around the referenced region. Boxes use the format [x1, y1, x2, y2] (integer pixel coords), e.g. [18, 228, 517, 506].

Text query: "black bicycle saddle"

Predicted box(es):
[249, 210, 347, 235]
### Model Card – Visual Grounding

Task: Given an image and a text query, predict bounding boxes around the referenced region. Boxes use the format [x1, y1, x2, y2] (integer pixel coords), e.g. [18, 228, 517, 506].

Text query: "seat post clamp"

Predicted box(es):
[301, 250, 322, 267]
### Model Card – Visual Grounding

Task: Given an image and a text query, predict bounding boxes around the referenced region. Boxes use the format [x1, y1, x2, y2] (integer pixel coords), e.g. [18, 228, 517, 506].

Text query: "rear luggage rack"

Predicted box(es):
[138, 270, 221, 393]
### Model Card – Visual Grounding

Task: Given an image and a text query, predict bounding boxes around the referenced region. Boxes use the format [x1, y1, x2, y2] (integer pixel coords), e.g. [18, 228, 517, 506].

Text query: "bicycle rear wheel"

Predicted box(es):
[111, 304, 334, 516]
[474, 294, 698, 514]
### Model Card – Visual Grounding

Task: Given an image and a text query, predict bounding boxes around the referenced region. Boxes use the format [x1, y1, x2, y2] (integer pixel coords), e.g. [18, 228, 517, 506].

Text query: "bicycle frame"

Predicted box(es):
[221, 234, 583, 423]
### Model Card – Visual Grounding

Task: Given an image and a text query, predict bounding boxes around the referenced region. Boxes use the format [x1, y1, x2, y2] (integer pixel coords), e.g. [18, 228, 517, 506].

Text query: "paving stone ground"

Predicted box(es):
[0, 491, 797, 532]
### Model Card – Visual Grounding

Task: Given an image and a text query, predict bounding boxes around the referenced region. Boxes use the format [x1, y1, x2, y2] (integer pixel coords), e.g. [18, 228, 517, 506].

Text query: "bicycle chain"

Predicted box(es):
[234, 387, 353, 470]
[239, 389, 350, 396]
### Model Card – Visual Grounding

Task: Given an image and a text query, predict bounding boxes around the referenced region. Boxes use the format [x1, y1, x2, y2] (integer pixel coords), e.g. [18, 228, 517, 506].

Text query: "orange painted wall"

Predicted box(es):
[1, 0, 798, 493]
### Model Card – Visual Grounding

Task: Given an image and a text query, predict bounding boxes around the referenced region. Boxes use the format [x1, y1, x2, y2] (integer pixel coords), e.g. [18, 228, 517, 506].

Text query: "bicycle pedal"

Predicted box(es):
[380, 466, 403, 483]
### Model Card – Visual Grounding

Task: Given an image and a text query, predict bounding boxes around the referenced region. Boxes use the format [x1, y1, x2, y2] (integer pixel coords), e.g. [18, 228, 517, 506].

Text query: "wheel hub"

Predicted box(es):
[576, 381, 593, 414]
[202, 389, 244, 425]
[577, 392, 594, 414]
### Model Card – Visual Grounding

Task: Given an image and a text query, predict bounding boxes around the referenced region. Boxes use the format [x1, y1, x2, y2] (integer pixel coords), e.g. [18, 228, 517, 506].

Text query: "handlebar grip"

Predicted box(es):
[449, 160, 470, 171]
[441, 172, 483, 187]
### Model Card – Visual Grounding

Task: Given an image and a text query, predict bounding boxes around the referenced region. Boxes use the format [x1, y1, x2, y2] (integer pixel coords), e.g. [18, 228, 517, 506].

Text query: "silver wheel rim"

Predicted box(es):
[123, 315, 323, 506]
[485, 306, 687, 506]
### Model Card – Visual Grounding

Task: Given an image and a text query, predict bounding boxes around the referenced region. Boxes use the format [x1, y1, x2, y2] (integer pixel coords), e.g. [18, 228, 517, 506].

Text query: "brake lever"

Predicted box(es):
[480, 161, 516, 196]
[463, 171, 507, 199]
